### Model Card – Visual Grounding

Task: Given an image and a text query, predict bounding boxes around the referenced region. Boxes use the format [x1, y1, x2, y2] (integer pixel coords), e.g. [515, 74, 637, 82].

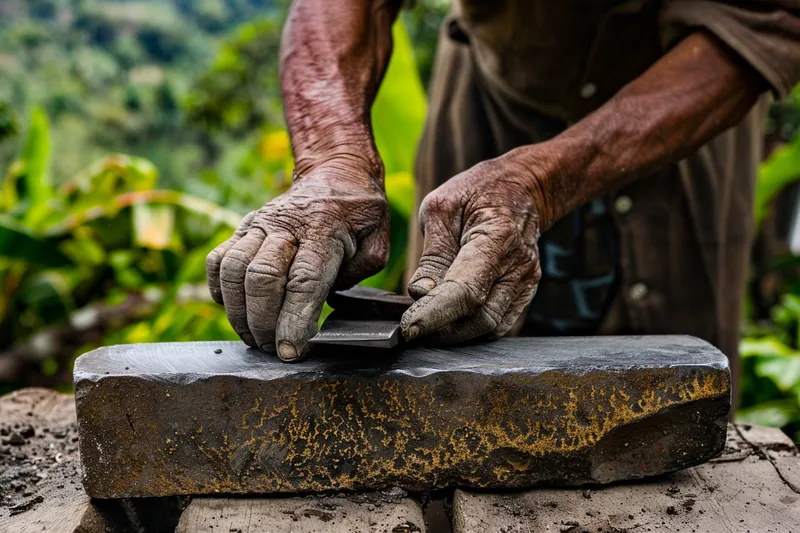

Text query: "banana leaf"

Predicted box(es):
[20, 106, 52, 208]
[0, 215, 72, 267]
[43, 189, 242, 237]
[366, 20, 427, 292]
[755, 136, 800, 224]
[133, 203, 176, 250]
[372, 21, 427, 176]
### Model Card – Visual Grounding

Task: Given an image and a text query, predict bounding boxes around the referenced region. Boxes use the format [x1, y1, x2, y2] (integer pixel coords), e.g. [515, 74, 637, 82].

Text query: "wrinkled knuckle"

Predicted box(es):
[245, 263, 284, 297]
[246, 261, 283, 280]
[287, 265, 324, 295]
[206, 249, 223, 269]
[452, 279, 484, 308]
[363, 242, 389, 271]
[482, 300, 505, 327]
[419, 193, 449, 222]
[418, 253, 453, 272]
[220, 253, 250, 282]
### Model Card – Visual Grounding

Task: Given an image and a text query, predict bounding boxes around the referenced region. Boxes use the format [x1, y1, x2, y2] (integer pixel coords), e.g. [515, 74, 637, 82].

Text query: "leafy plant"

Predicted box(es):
[363, 21, 426, 293]
[739, 329, 800, 441]
[1, 18, 426, 391]
[0, 101, 18, 145]
[0, 106, 242, 388]
[754, 85, 800, 223]
[740, 84, 800, 441]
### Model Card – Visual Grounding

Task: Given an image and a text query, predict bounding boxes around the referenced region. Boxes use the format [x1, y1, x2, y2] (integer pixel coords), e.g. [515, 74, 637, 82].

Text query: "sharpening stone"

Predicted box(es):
[73, 335, 730, 498]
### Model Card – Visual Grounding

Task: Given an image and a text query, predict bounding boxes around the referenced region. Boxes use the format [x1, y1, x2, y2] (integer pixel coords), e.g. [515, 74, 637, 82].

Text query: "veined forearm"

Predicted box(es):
[279, 0, 402, 182]
[509, 31, 766, 230]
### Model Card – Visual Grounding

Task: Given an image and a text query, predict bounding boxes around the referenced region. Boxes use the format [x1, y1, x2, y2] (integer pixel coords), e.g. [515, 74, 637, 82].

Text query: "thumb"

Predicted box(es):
[407, 200, 460, 300]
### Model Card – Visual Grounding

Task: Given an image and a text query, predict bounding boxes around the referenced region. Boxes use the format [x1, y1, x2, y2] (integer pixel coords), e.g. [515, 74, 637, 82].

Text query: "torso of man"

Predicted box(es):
[413, 0, 775, 353]
[452, 0, 665, 121]
[439, 0, 661, 335]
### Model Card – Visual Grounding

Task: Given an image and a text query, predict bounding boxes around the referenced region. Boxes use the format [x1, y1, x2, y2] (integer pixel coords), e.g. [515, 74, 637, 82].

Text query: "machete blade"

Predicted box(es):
[309, 319, 401, 348]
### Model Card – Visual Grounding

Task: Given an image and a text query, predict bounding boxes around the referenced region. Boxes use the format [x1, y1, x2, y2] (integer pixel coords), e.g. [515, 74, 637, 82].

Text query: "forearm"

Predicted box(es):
[510, 31, 767, 229]
[280, 0, 402, 183]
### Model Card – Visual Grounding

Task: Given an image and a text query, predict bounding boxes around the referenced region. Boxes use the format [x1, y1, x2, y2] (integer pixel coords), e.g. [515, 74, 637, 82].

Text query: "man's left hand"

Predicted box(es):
[401, 155, 544, 344]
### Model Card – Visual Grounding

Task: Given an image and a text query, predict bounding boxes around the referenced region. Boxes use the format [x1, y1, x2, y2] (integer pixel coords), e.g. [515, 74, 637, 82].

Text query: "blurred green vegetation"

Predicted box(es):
[3, 0, 800, 445]
[740, 85, 800, 441]
[0, 0, 434, 394]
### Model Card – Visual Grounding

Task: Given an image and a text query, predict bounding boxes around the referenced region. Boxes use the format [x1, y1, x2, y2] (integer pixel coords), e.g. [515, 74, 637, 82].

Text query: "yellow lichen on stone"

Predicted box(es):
[91, 365, 728, 495]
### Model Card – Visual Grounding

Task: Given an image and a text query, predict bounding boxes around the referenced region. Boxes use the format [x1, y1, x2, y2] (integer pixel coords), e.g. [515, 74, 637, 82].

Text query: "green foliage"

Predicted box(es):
[741, 85, 800, 441]
[0, 101, 19, 144]
[184, 17, 283, 135]
[364, 21, 427, 293]
[755, 136, 800, 224]
[755, 85, 800, 223]
[739, 329, 800, 440]
[0, 0, 220, 186]
[0, 108, 243, 377]
[0, 217, 72, 268]
[401, 0, 450, 87]
[19, 107, 52, 208]
[0, 15, 428, 389]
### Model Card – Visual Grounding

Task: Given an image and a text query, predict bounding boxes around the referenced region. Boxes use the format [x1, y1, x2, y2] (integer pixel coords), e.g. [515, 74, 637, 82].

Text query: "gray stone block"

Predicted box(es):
[74, 336, 730, 498]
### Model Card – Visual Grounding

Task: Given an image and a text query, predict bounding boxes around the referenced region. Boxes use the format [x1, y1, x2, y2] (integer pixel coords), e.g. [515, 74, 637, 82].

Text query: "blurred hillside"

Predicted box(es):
[0, 0, 290, 203]
[0, 0, 439, 393]
[0, 0, 446, 212]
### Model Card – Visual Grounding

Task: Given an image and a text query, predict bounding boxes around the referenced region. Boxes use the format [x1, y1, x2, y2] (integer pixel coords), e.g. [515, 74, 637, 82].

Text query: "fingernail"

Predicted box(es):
[413, 277, 436, 292]
[406, 325, 420, 340]
[278, 341, 299, 361]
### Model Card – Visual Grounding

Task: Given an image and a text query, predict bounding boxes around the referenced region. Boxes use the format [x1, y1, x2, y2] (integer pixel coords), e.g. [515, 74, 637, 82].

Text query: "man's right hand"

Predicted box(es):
[206, 159, 389, 361]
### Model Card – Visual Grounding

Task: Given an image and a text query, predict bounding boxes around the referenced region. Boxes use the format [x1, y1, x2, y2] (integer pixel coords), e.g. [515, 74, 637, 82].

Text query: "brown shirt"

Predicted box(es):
[410, 0, 800, 386]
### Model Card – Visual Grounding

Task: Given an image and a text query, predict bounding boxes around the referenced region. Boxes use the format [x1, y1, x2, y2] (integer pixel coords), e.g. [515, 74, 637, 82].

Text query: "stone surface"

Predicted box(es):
[176, 491, 426, 533]
[0, 388, 182, 533]
[74, 335, 730, 498]
[452, 425, 800, 533]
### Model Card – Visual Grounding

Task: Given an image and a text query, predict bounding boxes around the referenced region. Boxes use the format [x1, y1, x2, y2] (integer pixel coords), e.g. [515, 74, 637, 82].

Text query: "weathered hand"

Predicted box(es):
[401, 157, 543, 344]
[207, 160, 389, 360]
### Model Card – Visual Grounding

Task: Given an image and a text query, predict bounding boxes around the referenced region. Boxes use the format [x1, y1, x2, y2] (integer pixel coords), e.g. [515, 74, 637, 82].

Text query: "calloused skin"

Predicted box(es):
[208, 0, 765, 360]
[206, 160, 388, 360]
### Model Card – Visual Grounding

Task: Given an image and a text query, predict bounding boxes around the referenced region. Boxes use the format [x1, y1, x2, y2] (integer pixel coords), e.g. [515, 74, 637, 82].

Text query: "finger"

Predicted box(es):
[491, 277, 540, 339]
[334, 215, 389, 291]
[401, 232, 506, 340]
[245, 234, 298, 353]
[275, 239, 345, 361]
[426, 275, 521, 345]
[407, 199, 460, 299]
[219, 229, 266, 347]
[207, 211, 256, 304]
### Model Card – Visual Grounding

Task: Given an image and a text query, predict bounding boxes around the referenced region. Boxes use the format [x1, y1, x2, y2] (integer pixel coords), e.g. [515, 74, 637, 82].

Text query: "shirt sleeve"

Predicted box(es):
[660, 0, 800, 99]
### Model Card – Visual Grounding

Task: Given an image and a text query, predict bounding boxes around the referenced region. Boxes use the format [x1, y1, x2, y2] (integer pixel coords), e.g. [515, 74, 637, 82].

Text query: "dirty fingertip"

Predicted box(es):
[277, 340, 300, 362]
[408, 277, 437, 299]
[404, 324, 421, 341]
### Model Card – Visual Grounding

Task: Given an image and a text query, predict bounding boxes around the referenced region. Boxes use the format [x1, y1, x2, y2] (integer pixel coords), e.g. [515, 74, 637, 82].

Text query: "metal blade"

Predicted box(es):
[309, 319, 401, 348]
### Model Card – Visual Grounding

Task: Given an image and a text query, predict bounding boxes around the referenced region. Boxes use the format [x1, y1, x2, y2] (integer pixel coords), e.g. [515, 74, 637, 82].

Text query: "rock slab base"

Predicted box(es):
[74, 335, 730, 498]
